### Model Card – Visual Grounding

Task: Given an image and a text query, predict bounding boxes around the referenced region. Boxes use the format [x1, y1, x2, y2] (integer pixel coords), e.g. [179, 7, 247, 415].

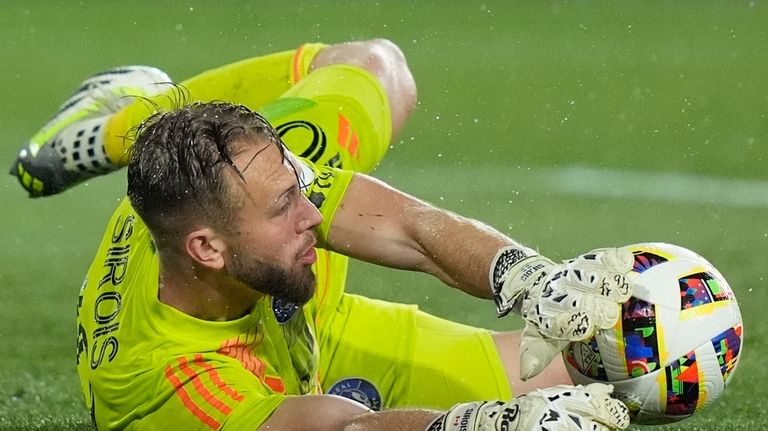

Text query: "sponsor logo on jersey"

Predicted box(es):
[327, 377, 382, 411]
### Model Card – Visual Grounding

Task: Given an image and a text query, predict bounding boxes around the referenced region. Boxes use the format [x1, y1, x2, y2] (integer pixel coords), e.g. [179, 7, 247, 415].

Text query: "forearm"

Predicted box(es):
[327, 174, 530, 299]
[404, 203, 521, 299]
[341, 409, 440, 431]
[259, 394, 440, 430]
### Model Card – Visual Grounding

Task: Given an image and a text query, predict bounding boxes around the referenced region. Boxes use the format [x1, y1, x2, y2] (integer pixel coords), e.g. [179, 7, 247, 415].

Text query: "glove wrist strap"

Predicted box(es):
[426, 401, 518, 431]
[489, 246, 552, 317]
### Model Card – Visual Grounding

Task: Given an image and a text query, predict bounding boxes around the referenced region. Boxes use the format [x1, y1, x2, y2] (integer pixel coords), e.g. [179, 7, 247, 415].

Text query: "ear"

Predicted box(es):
[185, 227, 227, 270]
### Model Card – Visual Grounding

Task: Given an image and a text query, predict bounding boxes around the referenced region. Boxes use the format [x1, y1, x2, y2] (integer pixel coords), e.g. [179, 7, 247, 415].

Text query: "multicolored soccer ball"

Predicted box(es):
[564, 243, 743, 424]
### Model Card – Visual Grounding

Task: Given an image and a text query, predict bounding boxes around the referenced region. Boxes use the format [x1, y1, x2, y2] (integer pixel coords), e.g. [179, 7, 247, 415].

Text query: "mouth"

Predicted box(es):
[297, 236, 317, 266]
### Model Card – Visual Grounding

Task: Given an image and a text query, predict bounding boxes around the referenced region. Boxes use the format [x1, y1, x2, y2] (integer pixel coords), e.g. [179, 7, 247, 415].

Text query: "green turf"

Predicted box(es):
[1, 1, 766, 429]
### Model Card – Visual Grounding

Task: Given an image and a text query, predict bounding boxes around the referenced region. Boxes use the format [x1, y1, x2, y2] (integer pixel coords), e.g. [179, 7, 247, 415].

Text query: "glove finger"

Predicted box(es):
[567, 269, 631, 301]
[580, 295, 621, 330]
[527, 302, 596, 341]
[602, 271, 633, 302]
[581, 247, 635, 273]
[519, 325, 568, 381]
[590, 393, 631, 430]
[583, 383, 614, 397]
[546, 384, 629, 431]
[552, 309, 595, 341]
[567, 249, 634, 302]
[565, 384, 629, 430]
[535, 286, 621, 333]
[554, 267, 630, 303]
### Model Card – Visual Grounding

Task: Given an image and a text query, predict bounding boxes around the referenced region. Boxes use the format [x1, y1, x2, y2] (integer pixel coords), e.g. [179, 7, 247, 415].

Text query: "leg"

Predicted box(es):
[10, 45, 323, 197]
[263, 64, 394, 173]
[102, 46, 323, 164]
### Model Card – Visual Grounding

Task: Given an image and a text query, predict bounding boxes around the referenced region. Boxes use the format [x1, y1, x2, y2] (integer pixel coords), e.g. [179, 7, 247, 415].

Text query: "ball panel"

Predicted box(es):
[669, 301, 741, 362]
[712, 324, 743, 384]
[565, 337, 608, 381]
[632, 258, 703, 310]
[621, 297, 661, 379]
[632, 250, 668, 273]
[693, 339, 726, 413]
[663, 350, 699, 417]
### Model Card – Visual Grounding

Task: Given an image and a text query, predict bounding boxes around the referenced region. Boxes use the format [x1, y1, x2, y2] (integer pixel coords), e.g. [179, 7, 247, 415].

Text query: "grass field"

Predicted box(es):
[1, 1, 766, 429]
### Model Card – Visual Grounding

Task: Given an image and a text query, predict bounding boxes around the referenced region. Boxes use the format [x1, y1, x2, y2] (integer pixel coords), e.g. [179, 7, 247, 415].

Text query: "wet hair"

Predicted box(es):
[127, 101, 285, 247]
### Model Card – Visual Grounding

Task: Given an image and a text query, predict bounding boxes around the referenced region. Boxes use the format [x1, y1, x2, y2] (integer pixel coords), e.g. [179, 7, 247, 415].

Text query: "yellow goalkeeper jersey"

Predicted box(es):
[76, 159, 353, 430]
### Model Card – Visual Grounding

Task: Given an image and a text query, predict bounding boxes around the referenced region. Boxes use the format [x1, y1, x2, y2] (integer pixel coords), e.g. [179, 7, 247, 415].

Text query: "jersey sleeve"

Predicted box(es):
[127, 357, 289, 431]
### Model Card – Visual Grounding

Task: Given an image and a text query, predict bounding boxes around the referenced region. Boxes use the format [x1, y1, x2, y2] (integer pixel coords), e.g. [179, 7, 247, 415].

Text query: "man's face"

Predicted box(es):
[223, 141, 322, 305]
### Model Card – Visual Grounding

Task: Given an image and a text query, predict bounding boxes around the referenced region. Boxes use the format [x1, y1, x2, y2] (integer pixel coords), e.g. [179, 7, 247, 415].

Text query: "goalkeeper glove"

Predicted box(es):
[427, 383, 629, 431]
[490, 246, 634, 380]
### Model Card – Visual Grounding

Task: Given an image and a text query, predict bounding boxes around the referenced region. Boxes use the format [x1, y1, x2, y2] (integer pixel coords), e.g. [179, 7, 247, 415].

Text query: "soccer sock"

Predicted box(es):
[52, 115, 116, 175]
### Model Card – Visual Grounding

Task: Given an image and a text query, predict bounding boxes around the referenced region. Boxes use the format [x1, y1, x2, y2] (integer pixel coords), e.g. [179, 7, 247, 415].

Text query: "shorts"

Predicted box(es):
[316, 293, 512, 410]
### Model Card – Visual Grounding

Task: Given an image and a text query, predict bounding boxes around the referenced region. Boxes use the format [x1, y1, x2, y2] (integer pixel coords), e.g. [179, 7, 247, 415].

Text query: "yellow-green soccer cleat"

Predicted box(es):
[10, 66, 171, 197]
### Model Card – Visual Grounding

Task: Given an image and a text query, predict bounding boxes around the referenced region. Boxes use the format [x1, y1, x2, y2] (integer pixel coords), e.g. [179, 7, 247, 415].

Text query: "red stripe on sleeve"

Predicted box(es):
[164, 364, 221, 430]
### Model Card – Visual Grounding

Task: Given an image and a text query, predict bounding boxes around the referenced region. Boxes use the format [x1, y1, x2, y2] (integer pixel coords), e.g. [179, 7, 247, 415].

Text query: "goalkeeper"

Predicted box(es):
[12, 40, 633, 430]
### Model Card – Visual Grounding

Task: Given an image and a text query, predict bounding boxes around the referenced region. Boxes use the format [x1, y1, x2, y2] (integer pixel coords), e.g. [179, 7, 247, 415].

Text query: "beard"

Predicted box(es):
[227, 247, 316, 305]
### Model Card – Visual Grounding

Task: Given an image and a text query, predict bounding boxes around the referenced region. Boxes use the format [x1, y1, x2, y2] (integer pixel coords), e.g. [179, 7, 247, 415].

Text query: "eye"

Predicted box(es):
[281, 194, 292, 210]
[277, 194, 291, 212]
[276, 187, 297, 215]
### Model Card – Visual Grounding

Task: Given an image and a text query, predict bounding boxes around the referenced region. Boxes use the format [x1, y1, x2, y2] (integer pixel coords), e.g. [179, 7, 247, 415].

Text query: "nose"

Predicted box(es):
[298, 195, 323, 232]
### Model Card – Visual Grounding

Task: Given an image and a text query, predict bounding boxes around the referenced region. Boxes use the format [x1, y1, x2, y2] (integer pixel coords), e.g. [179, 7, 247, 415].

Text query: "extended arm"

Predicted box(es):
[327, 172, 635, 380]
[327, 173, 516, 299]
[256, 385, 628, 431]
[257, 395, 438, 430]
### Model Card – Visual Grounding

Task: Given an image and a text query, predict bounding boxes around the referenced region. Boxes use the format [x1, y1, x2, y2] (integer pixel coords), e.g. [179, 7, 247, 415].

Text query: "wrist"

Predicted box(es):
[426, 401, 516, 431]
[489, 246, 553, 316]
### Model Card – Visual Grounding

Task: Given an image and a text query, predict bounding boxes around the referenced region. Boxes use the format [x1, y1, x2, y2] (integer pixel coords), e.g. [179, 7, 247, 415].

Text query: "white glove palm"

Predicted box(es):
[428, 383, 630, 431]
[490, 247, 634, 380]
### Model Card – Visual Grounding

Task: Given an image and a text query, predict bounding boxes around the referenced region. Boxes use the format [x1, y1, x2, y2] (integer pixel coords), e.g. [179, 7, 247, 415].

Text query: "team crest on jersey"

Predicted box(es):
[272, 297, 299, 324]
[327, 378, 382, 411]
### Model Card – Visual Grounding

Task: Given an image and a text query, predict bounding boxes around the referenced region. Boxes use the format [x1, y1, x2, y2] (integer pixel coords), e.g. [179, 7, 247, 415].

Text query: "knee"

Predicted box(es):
[312, 39, 417, 136]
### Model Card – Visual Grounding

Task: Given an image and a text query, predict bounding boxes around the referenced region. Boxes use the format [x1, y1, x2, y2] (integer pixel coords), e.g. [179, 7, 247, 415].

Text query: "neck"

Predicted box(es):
[157, 258, 261, 321]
